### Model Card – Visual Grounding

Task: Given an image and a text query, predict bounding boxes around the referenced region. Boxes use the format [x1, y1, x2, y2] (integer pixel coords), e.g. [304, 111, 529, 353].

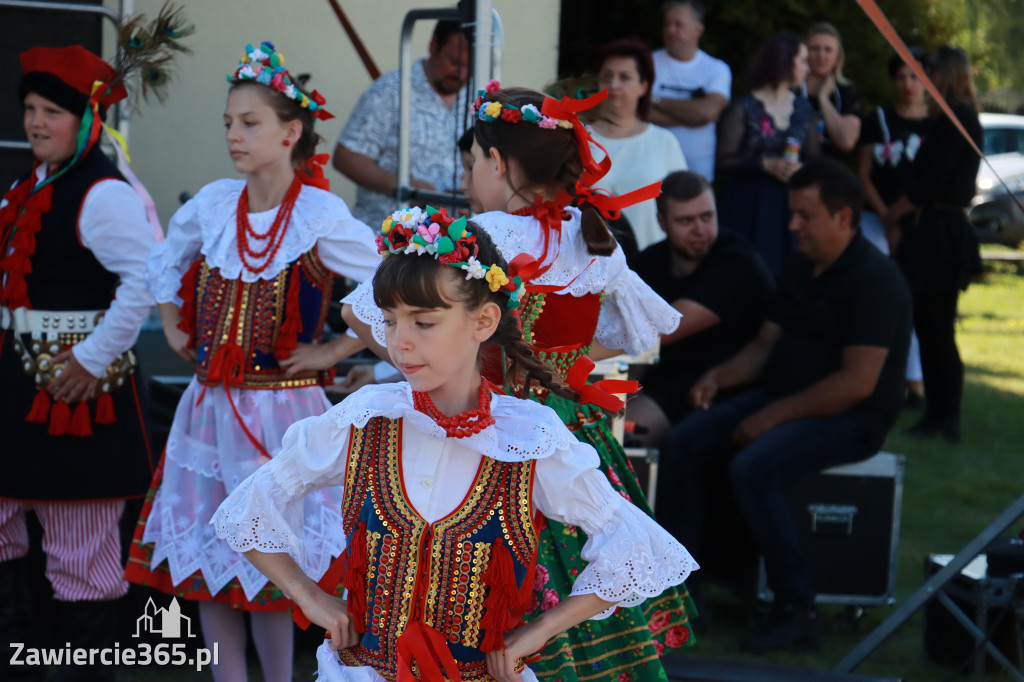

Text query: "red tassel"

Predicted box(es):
[344, 522, 369, 634]
[479, 538, 518, 652]
[94, 393, 116, 424]
[273, 262, 304, 360]
[69, 401, 92, 437]
[175, 258, 203, 346]
[25, 390, 51, 423]
[206, 342, 246, 385]
[48, 400, 70, 436]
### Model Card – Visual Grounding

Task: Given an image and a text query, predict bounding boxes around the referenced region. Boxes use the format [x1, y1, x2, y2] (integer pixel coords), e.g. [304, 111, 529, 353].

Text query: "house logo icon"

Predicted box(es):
[133, 596, 196, 638]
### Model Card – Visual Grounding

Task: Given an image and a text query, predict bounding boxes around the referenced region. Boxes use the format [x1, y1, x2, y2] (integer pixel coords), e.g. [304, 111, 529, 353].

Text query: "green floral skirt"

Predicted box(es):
[523, 396, 697, 682]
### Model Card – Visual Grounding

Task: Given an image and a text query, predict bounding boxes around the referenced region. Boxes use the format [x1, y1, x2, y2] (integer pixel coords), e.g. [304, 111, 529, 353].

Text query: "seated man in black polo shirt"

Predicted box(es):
[631, 170, 774, 448]
[660, 158, 912, 653]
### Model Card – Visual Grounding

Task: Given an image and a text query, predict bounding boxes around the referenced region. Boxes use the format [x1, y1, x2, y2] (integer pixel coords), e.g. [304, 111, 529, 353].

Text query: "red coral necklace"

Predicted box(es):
[236, 172, 302, 275]
[412, 379, 495, 438]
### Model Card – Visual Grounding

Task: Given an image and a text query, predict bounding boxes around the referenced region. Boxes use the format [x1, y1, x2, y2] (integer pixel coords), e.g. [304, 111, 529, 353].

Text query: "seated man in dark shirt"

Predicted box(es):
[660, 158, 912, 653]
[632, 170, 774, 448]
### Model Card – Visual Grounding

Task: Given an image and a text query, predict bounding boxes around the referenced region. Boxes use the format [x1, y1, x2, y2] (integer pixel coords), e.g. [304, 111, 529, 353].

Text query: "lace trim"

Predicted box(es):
[325, 383, 577, 461]
[570, 501, 699, 619]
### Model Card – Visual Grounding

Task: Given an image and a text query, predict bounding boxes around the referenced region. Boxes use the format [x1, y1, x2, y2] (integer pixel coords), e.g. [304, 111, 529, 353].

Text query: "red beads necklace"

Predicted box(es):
[412, 380, 495, 438]
[236, 172, 302, 275]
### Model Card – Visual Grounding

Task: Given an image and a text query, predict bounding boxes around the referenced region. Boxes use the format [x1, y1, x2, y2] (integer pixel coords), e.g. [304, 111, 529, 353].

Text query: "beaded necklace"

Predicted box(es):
[236, 172, 302, 275]
[412, 380, 495, 439]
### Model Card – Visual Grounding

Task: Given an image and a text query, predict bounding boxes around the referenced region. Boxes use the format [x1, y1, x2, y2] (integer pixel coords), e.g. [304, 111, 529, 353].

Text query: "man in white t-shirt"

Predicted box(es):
[649, 0, 732, 181]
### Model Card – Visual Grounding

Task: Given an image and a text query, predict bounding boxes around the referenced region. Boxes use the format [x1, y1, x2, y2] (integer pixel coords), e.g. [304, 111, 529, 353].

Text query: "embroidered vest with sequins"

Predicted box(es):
[184, 249, 334, 389]
[339, 417, 539, 682]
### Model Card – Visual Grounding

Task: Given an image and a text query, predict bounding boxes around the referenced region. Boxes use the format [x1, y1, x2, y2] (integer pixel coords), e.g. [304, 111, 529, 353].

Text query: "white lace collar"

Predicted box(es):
[471, 207, 626, 296]
[194, 178, 346, 282]
[324, 383, 576, 462]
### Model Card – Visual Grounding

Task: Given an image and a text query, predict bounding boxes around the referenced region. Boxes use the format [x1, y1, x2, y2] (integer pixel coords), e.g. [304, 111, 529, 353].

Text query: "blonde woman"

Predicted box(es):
[804, 22, 862, 158]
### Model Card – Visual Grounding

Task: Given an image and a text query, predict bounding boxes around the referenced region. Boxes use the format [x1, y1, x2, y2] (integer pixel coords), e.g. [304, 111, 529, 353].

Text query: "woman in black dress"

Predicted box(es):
[885, 46, 982, 444]
[717, 34, 819, 276]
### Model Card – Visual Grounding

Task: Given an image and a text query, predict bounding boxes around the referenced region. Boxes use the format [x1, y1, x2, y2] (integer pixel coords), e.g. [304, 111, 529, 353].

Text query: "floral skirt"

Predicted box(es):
[524, 397, 697, 682]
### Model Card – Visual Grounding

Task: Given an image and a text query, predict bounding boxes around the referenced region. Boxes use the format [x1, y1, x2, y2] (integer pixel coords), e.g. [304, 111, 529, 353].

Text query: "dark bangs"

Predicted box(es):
[372, 255, 453, 311]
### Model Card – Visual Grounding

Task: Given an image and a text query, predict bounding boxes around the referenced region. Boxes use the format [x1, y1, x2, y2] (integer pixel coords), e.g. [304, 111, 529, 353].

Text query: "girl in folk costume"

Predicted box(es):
[0, 21, 189, 679]
[124, 42, 379, 682]
[212, 214, 696, 682]
[342, 84, 699, 682]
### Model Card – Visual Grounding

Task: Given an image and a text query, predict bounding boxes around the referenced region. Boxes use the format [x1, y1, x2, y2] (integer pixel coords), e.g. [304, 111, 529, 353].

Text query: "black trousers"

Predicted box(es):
[913, 291, 963, 427]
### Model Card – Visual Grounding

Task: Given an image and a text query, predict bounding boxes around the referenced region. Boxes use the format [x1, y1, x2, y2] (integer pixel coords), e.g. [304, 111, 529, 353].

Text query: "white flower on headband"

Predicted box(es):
[462, 257, 487, 279]
[284, 83, 297, 99]
[405, 242, 428, 256]
[392, 207, 427, 229]
[521, 104, 541, 119]
[238, 64, 258, 80]
[249, 47, 269, 62]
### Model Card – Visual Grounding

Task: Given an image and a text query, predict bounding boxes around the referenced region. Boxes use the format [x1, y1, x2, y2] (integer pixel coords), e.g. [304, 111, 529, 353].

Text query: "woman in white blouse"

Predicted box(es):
[589, 39, 689, 251]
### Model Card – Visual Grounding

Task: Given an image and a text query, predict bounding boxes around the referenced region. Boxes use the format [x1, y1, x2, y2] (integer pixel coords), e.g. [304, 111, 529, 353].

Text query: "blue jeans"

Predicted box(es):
[658, 388, 877, 607]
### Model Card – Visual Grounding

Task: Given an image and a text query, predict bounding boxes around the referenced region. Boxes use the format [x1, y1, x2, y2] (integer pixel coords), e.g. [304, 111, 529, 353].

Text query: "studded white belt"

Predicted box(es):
[1, 305, 105, 337]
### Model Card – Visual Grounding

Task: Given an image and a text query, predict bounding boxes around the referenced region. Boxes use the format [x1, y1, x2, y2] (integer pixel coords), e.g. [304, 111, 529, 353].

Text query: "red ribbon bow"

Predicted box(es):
[541, 90, 612, 186]
[565, 356, 639, 412]
[298, 153, 331, 191]
[568, 180, 664, 221]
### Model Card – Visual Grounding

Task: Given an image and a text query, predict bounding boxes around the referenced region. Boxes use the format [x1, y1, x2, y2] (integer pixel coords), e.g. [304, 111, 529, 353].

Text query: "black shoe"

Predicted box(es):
[739, 604, 821, 655]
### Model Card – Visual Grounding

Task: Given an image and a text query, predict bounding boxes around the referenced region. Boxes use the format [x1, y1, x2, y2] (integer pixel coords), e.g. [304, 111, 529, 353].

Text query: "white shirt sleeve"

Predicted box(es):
[145, 193, 204, 306]
[313, 206, 381, 284]
[211, 413, 353, 570]
[707, 58, 733, 100]
[72, 179, 157, 377]
[533, 440, 698, 619]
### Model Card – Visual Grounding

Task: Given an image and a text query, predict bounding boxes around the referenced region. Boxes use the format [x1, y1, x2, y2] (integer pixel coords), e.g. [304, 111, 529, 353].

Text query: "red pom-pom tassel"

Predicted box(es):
[69, 401, 93, 437]
[175, 258, 203, 346]
[344, 521, 369, 634]
[94, 392, 116, 424]
[479, 538, 518, 652]
[25, 390, 51, 423]
[48, 400, 70, 436]
[273, 262, 304, 360]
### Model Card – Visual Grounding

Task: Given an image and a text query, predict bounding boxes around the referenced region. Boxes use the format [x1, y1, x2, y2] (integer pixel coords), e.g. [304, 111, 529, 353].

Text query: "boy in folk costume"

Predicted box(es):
[0, 45, 160, 681]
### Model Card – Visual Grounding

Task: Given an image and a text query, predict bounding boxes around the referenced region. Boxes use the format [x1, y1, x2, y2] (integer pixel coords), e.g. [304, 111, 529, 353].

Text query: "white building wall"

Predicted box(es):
[117, 0, 561, 226]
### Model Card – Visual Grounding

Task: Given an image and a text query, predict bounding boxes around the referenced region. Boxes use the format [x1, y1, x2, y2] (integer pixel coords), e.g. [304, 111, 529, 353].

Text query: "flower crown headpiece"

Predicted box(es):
[229, 41, 334, 122]
[472, 80, 611, 188]
[473, 80, 574, 130]
[376, 206, 525, 311]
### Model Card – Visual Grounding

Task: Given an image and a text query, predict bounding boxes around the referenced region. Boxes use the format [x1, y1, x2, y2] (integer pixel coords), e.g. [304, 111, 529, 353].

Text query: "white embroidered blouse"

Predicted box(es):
[212, 382, 697, 618]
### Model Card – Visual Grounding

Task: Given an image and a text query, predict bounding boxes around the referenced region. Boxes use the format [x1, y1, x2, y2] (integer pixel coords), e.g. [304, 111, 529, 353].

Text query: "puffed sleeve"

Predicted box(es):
[313, 201, 380, 284]
[211, 412, 352, 570]
[533, 440, 698, 619]
[145, 192, 203, 305]
[595, 247, 682, 355]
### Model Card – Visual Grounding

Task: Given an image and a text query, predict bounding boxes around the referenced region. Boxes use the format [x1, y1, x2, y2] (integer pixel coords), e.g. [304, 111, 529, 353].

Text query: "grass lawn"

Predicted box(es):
[665, 268, 1024, 681]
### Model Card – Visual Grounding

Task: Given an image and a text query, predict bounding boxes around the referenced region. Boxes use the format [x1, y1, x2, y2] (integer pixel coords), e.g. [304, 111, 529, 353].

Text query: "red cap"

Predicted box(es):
[19, 45, 127, 111]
